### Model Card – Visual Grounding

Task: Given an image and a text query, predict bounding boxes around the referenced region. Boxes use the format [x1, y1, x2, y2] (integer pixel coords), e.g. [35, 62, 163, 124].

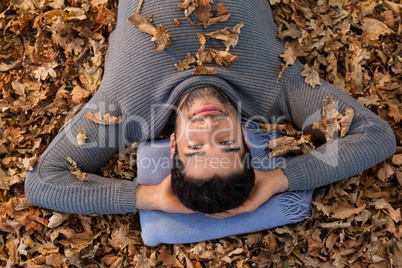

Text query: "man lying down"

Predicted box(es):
[25, 0, 396, 245]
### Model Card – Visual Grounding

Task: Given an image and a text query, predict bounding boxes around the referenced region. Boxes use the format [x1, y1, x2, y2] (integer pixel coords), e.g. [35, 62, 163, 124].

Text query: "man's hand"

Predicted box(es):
[135, 174, 194, 214]
[206, 168, 289, 219]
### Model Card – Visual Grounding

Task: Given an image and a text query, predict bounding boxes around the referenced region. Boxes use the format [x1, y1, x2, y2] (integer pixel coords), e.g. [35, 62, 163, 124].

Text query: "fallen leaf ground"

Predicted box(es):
[1, 0, 401, 267]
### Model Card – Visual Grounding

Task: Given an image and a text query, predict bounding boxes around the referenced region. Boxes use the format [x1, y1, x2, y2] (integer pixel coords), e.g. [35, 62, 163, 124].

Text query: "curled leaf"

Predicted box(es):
[175, 53, 196, 71]
[204, 22, 244, 50]
[67, 157, 89, 181]
[312, 96, 354, 143]
[193, 65, 217, 75]
[85, 112, 122, 125]
[76, 128, 87, 146]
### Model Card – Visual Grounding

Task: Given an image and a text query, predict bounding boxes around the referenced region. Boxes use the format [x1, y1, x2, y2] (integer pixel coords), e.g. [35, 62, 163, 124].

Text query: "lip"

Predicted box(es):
[193, 105, 221, 116]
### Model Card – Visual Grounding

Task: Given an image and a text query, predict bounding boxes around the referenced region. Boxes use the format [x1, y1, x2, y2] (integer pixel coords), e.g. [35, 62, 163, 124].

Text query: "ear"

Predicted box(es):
[242, 126, 251, 150]
[170, 133, 176, 160]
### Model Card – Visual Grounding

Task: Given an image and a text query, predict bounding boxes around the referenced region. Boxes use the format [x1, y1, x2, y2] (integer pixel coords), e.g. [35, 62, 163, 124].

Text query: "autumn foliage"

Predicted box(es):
[0, 0, 401, 267]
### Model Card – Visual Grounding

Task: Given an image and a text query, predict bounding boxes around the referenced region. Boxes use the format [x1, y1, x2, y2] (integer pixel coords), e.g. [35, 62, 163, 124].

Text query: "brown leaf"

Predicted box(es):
[174, 18, 180, 27]
[128, 6, 171, 52]
[204, 22, 244, 50]
[362, 18, 394, 41]
[268, 135, 314, 158]
[392, 154, 402, 166]
[85, 112, 122, 125]
[193, 0, 213, 27]
[76, 128, 87, 146]
[313, 96, 354, 143]
[71, 83, 91, 105]
[339, 107, 354, 137]
[178, 0, 198, 18]
[331, 203, 366, 219]
[209, 49, 238, 66]
[151, 25, 171, 52]
[301, 64, 322, 88]
[175, 53, 196, 71]
[67, 157, 89, 181]
[193, 64, 217, 75]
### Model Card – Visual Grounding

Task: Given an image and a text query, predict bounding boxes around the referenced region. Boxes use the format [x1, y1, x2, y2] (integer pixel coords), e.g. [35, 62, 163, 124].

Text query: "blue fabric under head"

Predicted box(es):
[136, 120, 313, 246]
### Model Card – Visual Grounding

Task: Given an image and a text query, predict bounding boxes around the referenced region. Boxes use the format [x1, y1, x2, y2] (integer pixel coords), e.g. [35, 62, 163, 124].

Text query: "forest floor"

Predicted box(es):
[0, 0, 401, 267]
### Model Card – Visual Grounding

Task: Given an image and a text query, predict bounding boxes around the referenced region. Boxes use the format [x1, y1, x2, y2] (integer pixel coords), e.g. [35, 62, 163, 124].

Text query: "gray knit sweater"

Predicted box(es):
[25, 0, 396, 214]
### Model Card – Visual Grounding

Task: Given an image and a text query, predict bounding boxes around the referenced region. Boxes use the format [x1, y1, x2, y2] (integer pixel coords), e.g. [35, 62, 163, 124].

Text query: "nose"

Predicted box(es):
[197, 117, 219, 129]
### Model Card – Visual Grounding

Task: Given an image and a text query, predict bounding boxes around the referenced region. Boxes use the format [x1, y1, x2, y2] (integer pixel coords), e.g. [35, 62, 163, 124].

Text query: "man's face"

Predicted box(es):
[171, 87, 248, 179]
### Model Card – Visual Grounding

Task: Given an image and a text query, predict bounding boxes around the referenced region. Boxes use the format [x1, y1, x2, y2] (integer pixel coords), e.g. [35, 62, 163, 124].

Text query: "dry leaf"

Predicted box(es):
[362, 18, 394, 41]
[180, 0, 230, 28]
[204, 22, 244, 50]
[313, 96, 354, 142]
[178, 0, 198, 18]
[67, 157, 89, 181]
[76, 128, 87, 146]
[85, 112, 122, 125]
[392, 154, 402, 166]
[301, 64, 322, 88]
[175, 53, 196, 71]
[174, 18, 180, 27]
[193, 64, 217, 75]
[331, 203, 366, 219]
[209, 49, 238, 66]
[268, 135, 314, 158]
[151, 25, 171, 52]
[128, 1, 171, 52]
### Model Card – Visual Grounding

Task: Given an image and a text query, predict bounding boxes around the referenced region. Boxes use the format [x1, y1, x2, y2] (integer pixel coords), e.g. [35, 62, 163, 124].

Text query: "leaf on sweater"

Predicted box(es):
[209, 49, 238, 66]
[313, 96, 354, 143]
[204, 22, 244, 50]
[76, 128, 87, 146]
[301, 64, 322, 88]
[193, 64, 217, 75]
[268, 135, 314, 158]
[175, 53, 196, 71]
[85, 112, 122, 125]
[67, 157, 89, 181]
[174, 18, 180, 27]
[179, 0, 230, 28]
[128, 0, 171, 52]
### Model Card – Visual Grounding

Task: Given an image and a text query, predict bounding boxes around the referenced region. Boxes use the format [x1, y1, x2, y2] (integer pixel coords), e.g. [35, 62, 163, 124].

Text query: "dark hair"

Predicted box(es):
[171, 138, 255, 214]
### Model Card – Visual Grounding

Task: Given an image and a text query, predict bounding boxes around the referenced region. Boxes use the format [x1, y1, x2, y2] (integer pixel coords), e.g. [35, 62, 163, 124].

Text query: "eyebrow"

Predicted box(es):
[183, 147, 241, 158]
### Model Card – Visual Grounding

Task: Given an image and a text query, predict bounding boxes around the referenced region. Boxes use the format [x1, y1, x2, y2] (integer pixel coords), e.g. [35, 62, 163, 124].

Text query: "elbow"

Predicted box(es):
[24, 166, 41, 207]
[371, 118, 397, 161]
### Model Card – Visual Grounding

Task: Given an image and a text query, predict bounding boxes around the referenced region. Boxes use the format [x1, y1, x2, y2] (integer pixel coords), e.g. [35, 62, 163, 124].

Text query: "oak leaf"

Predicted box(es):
[209, 49, 238, 66]
[76, 128, 87, 146]
[362, 18, 394, 41]
[178, 0, 198, 18]
[204, 22, 244, 50]
[175, 53, 196, 71]
[193, 64, 217, 75]
[67, 157, 89, 181]
[128, 1, 171, 52]
[301, 64, 322, 88]
[331, 203, 366, 219]
[268, 135, 314, 158]
[313, 96, 354, 143]
[85, 112, 122, 125]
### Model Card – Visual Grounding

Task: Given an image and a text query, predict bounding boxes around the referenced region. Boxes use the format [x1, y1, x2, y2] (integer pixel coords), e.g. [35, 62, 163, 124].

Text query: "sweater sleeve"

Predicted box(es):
[280, 65, 396, 191]
[25, 92, 139, 215]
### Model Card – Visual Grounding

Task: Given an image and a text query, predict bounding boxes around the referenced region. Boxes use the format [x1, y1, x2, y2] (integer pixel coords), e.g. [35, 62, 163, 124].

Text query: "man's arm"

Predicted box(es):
[281, 69, 396, 191]
[25, 93, 138, 215]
